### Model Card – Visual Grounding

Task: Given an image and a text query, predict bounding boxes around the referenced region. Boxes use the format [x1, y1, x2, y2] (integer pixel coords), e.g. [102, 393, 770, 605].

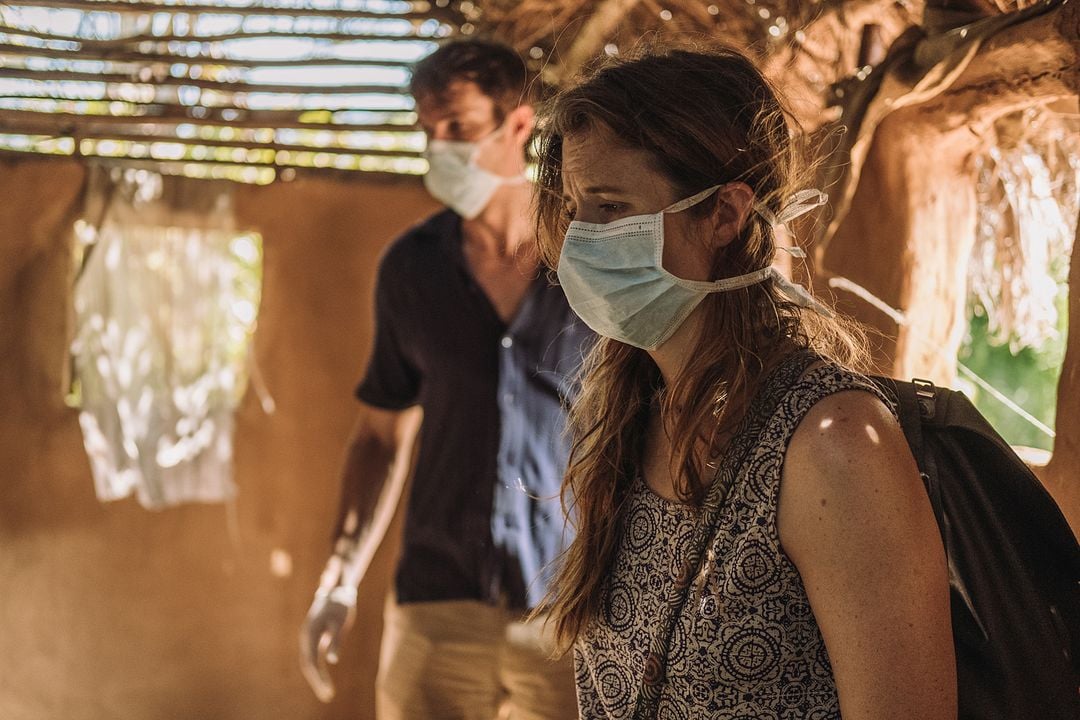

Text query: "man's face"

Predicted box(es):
[415, 80, 500, 143]
[415, 79, 532, 182]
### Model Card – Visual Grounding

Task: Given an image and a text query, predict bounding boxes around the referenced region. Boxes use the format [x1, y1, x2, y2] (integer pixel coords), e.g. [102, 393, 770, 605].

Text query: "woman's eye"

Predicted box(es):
[599, 203, 622, 214]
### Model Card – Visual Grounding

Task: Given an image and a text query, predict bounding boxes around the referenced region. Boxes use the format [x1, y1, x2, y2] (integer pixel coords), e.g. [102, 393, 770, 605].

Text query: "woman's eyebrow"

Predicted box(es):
[582, 184, 628, 194]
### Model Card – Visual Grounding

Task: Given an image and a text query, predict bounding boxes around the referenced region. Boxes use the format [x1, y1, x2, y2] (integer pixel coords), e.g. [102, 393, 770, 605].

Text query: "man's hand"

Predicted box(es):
[301, 405, 420, 701]
[300, 554, 358, 702]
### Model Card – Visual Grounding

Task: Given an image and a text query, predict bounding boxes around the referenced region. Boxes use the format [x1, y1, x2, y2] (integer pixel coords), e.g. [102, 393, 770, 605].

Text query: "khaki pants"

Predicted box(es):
[375, 597, 578, 720]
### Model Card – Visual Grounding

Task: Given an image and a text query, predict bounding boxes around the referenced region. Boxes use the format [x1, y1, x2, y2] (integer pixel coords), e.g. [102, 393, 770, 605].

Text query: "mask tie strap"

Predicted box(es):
[457, 123, 532, 186]
[769, 268, 836, 318]
[663, 185, 721, 214]
[755, 189, 828, 229]
[757, 189, 834, 317]
[670, 265, 773, 293]
[666, 185, 835, 317]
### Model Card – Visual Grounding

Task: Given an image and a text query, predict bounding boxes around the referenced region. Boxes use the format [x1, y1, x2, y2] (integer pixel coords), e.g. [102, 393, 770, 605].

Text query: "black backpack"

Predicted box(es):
[871, 377, 1080, 719]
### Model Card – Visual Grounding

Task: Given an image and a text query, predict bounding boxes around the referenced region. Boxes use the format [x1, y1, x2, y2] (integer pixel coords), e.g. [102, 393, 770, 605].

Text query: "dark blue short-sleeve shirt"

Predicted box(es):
[357, 209, 594, 610]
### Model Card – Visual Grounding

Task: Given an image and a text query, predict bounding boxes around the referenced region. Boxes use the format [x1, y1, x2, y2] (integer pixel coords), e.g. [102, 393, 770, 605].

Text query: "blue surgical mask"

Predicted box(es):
[556, 186, 831, 350]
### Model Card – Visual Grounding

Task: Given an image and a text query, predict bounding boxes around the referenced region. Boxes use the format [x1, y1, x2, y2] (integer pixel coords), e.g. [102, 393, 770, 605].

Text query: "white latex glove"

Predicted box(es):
[300, 555, 358, 702]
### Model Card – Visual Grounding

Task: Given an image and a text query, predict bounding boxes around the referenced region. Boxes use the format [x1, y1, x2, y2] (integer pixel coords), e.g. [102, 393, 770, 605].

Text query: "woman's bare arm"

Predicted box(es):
[779, 390, 956, 720]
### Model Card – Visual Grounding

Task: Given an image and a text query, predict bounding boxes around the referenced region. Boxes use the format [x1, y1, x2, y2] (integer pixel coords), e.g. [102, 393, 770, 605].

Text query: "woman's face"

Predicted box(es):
[560, 126, 717, 283]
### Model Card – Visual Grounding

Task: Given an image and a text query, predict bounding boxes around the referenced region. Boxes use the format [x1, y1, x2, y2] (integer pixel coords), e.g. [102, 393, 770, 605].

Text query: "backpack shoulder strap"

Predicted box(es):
[869, 376, 941, 458]
[869, 376, 946, 535]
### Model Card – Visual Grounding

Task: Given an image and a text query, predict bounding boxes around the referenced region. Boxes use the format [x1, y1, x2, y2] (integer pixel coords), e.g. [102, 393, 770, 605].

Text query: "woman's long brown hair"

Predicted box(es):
[532, 44, 870, 652]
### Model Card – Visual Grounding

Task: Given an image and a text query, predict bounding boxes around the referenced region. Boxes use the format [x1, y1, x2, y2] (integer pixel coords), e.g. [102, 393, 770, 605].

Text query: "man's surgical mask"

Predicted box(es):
[556, 186, 831, 350]
[423, 126, 525, 220]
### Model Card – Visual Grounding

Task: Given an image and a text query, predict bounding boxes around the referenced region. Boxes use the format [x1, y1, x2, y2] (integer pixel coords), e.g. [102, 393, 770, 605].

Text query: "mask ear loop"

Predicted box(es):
[756, 190, 836, 318]
[471, 123, 533, 186]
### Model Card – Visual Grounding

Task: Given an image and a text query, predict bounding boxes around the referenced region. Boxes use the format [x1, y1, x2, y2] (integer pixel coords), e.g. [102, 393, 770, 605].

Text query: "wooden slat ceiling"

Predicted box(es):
[0, 0, 468, 183]
[0, 1, 1042, 184]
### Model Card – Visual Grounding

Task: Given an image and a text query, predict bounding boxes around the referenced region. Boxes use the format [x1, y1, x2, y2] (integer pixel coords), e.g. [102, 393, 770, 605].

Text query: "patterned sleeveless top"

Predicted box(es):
[574, 352, 891, 719]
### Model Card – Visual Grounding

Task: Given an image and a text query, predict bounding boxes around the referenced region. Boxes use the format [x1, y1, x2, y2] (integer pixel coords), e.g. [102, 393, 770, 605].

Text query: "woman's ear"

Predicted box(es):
[710, 182, 755, 247]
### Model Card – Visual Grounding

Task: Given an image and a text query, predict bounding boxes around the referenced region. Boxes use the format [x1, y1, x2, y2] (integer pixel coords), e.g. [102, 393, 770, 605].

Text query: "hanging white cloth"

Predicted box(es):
[71, 166, 264, 510]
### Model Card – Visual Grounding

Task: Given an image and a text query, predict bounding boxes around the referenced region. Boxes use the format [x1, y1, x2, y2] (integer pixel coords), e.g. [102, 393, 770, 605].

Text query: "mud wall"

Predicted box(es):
[0, 155, 438, 720]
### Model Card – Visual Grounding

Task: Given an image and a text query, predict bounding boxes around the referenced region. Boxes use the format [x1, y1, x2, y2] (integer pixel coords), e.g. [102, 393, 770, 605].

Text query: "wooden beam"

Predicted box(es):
[1033, 0, 1080, 536]
[101, 154, 423, 177]
[819, 1, 1077, 261]
[83, 153, 423, 182]
[0, 146, 424, 179]
[821, 121, 984, 381]
[0, 144, 325, 167]
[819, 0, 1078, 385]
[0, 25, 438, 46]
[0, 67, 410, 95]
[1038, 203, 1080, 535]
[908, 6, 1079, 127]
[0, 106, 416, 132]
[0, 90, 416, 115]
[126, 30, 439, 45]
[0, 41, 420, 69]
[0, 0, 444, 21]
[0, 123, 422, 158]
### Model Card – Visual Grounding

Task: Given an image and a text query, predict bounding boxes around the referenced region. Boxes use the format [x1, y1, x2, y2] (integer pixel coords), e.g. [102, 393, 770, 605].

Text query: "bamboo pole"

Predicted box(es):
[83, 152, 422, 181]
[0, 25, 440, 46]
[0, 146, 424, 178]
[0, 122, 422, 157]
[0, 0, 446, 21]
[0, 67, 411, 95]
[0, 42, 424, 69]
[0, 107, 416, 132]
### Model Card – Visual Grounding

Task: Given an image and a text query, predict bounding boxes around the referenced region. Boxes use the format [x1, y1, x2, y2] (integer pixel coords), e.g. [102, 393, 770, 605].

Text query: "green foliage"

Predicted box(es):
[957, 292, 1067, 452]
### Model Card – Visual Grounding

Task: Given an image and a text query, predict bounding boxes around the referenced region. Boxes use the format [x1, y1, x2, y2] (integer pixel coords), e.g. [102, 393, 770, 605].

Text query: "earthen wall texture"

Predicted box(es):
[0, 156, 438, 720]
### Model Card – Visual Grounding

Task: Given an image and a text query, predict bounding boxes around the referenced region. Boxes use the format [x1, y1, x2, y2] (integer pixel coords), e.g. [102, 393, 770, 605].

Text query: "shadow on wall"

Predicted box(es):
[0, 156, 440, 720]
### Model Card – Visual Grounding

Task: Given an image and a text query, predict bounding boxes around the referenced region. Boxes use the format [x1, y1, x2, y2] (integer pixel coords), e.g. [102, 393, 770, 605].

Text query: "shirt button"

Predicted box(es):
[501, 336, 513, 349]
[503, 392, 514, 404]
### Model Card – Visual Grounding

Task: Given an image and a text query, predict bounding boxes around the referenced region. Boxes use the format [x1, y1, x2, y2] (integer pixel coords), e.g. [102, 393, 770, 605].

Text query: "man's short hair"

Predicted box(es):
[410, 39, 540, 120]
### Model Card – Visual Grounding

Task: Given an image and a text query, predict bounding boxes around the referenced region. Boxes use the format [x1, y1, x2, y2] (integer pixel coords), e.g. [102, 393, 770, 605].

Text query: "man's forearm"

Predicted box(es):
[332, 431, 398, 543]
[329, 408, 421, 590]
